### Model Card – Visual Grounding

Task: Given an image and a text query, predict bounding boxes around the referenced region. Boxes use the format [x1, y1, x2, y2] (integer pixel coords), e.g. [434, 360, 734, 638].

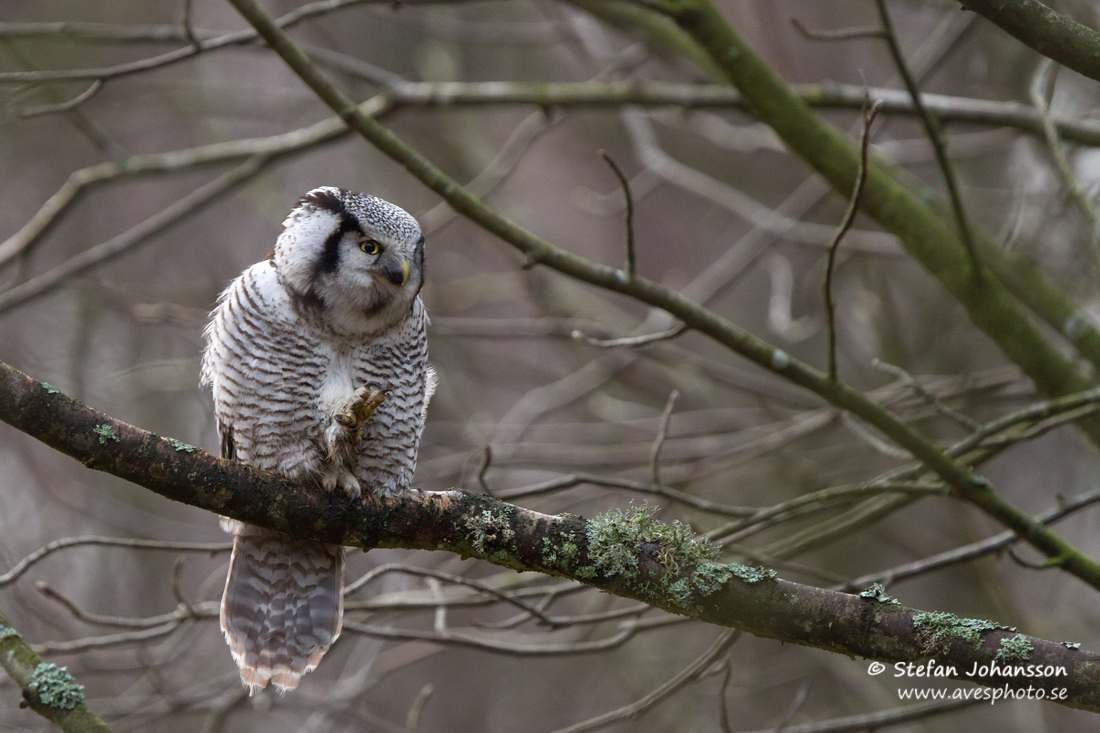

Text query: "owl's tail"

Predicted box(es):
[219, 525, 345, 694]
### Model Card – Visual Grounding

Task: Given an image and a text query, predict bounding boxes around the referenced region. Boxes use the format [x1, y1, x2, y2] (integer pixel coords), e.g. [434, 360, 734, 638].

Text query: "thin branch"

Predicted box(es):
[344, 564, 561, 627]
[0, 0, 400, 85]
[495, 472, 755, 518]
[844, 483, 1100, 590]
[405, 684, 433, 733]
[12, 80, 1100, 272]
[649, 390, 679, 486]
[550, 629, 741, 733]
[17, 81, 102, 118]
[0, 537, 230, 589]
[180, 0, 199, 50]
[571, 322, 686, 348]
[790, 18, 885, 41]
[35, 581, 184, 630]
[871, 358, 981, 430]
[0, 157, 268, 315]
[1028, 58, 1100, 275]
[597, 149, 636, 280]
[874, 0, 979, 272]
[477, 444, 493, 495]
[33, 621, 186, 655]
[738, 698, 980, 733]
[825, 99, 881, 381]
[342, 619, 643, 656]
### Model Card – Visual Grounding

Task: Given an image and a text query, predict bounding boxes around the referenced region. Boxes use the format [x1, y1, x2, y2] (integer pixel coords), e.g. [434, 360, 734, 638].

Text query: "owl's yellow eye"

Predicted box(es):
[359, 239, 381, 255]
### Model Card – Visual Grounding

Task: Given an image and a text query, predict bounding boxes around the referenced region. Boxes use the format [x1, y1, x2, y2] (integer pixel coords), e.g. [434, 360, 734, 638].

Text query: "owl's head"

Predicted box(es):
[273, 186, 425, 333]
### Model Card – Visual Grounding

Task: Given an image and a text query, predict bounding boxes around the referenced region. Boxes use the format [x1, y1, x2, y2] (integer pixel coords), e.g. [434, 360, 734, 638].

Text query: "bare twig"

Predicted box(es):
[650, 389, 679, 486]
[549, 629, 741, 733]
[17, 80, 102, 118]
[772, 681, 812, 730]
[0, 157, 268, 315]
[1029, 58, 1100, 277]
[344, 564, 561, 627]
[180, 0, 200, 50]
[845, 483, 1100, 590]
[874, 0, 979, 272]
[570, 322, 686, 348]
[597, 149, 636, 280]
[477, 444, 493, 495]
[1, 536, 230, 588]
[35, 581, 182, 629]
[871, 358, 981, 430]
[737, 699, 980, 733]
[495, 472, 753, 518]
[824, 99, 881, 381]
[790, 17, 885, 41]
[405, 684, 433, 733]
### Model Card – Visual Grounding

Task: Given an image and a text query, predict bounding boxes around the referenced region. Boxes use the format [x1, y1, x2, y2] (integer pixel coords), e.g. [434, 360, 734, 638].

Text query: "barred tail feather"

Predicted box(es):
[220, 527, 344, 694]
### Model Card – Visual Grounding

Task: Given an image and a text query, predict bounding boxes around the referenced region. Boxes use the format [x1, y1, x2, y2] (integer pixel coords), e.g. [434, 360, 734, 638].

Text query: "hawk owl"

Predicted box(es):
[201, 186, 434, 693]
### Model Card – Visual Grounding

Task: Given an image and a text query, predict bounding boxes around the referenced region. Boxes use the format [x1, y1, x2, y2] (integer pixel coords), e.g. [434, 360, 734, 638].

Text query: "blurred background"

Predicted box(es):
[3, 0, 1100, 730]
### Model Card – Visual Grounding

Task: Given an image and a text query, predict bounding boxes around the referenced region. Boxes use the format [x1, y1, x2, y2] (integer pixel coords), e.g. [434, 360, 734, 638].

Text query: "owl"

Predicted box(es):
[201, 186, 433, 693]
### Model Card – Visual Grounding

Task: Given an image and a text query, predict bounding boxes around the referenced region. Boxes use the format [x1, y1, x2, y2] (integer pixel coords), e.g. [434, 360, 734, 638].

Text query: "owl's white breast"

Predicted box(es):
[318, 347, 357, 417]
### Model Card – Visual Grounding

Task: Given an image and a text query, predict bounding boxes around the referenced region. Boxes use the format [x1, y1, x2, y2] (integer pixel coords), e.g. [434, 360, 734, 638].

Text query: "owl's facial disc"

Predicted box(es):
[275, 186, 423, 332]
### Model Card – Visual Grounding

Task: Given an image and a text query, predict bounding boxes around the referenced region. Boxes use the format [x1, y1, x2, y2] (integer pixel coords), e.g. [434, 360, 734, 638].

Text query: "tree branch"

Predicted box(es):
[958, 0, 1100, 83]
[0, 607, 113, 732]
[2, 361, 1100, 711]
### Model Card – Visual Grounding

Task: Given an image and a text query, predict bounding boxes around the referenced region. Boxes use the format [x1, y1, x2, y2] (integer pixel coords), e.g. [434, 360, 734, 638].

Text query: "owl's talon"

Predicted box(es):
[335, 385, 387, 440]
[350, 385, 387, 424]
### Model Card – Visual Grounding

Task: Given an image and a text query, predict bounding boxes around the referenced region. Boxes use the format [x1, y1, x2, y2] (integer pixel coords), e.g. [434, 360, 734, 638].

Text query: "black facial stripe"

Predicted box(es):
[413, 236, 426, 297]
[317, 215, 361, 276]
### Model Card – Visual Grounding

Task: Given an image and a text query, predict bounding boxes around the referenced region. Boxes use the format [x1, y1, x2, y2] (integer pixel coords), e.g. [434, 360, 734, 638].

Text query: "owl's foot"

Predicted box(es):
[333, 385, 387, 443]
[322, 469, 361, 499]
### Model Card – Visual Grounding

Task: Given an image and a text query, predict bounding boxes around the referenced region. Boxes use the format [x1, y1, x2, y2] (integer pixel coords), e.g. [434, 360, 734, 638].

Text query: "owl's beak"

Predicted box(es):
[377, 257, 410, 287]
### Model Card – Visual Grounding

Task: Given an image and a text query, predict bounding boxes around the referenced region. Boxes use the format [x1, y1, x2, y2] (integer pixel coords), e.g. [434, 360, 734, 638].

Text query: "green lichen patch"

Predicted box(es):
[912, 612, 1015, 655]
[28, 663, 84, 710]
[1062, 641, 1082, 650]
[996, 634, 1033, 662]
[729, 562, 777, 584]
[693, 562, 733, 595]
[667, 577, 693, 606]
[586, 504, 718, 582]
[0, 624, 20, 642]
[463, 509, 515, 555]
[540, 535, 581, 570]
[859, 583, 900, 606]
[166, 438, 196, 453]
[93, 424, 119, 444]
[40, 382, 60, 394]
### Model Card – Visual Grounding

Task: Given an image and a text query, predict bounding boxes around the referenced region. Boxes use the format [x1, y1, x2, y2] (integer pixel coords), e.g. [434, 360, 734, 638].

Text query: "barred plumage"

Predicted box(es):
[202, 187, 432, 693]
